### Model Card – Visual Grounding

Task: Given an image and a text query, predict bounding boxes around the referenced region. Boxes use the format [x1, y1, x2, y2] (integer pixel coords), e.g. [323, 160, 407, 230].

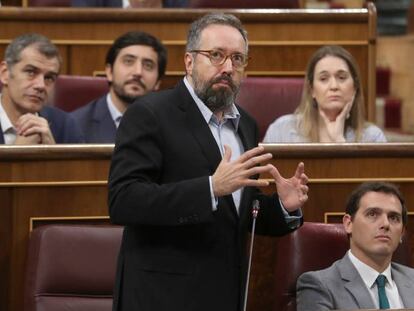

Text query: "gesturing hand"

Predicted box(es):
[269, 162, 309, 212]
[212, 145, 274, 197]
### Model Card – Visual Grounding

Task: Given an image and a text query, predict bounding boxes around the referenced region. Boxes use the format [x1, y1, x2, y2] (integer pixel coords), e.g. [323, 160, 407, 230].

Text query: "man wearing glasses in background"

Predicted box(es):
[108, 13, 309, 311]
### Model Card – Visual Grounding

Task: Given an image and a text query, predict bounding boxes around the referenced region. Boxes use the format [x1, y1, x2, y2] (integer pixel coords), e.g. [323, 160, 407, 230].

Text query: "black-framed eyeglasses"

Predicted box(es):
[190, 49, 249, 69]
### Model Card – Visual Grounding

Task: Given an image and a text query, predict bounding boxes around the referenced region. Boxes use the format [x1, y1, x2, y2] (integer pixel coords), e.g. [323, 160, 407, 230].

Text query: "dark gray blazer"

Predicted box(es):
[70, 95, 117, 143]
[297, 253, 414, 311]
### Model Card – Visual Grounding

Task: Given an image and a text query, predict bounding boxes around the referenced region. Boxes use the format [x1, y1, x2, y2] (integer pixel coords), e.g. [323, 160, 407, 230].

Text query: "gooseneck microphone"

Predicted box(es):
[243, 199, 260, 311]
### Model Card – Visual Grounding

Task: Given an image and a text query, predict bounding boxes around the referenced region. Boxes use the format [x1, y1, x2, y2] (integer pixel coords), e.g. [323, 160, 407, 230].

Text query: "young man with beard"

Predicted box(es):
[71, 31, 167, 143]
[0, 33, 84, 144]
[108, 13, 309, 311]
[297, 182, 414, 310]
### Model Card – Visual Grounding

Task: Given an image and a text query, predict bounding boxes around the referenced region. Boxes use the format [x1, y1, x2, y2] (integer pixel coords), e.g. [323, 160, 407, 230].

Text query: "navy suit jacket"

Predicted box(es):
[70, 95, 117, 143]
[0, 106, 84, 144]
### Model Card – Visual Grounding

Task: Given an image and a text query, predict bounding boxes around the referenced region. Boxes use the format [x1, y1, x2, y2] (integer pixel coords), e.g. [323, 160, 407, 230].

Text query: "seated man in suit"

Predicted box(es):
[71, 31, 167, 143]
[0, 33, 84, 144]
[297, 182, 414, 310]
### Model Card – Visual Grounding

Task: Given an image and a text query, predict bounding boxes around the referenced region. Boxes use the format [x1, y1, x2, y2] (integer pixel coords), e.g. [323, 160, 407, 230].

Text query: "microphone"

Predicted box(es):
[243, 199, 260, 311]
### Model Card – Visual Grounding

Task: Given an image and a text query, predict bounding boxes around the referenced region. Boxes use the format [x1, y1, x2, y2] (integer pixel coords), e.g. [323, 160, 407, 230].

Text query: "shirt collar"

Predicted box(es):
[183, 76, 240, 130]
[348, 250, 394, 289]
[0, 94, 15, 135]
[106, 93, 123, 128]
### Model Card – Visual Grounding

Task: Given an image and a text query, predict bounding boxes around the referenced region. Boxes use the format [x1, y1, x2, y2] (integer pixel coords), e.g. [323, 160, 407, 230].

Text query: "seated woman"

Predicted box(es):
[263, 45, 386, 143]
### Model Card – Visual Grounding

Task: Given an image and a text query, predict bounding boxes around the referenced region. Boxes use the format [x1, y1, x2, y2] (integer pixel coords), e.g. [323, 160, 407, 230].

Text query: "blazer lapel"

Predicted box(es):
[237, 112, 256, 152]
[340, 255, 377, 309]
[392, 263, 414, 307]
[237, 109, 258, 218]
[176, 81, 239, 217]
[176, 81, 222, 174]
[92, 97, 117, 142]
[0, 123, 4, 144]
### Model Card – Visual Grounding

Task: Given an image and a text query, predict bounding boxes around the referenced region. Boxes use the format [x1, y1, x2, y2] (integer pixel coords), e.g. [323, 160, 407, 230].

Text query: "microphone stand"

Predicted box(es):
[243, 199, 260, 311]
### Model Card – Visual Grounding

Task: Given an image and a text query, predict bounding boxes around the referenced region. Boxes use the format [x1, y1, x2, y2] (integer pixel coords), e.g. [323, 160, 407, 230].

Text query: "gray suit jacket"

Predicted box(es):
[297, 253, 414, 311]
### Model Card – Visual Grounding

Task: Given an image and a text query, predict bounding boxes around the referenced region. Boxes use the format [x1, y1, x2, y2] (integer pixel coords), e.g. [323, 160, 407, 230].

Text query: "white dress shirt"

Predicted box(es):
[183, 77, 302, 226]
[106, 93, 123, 128]
[348, 250, 404, 309]
[0, 95, 18, 144]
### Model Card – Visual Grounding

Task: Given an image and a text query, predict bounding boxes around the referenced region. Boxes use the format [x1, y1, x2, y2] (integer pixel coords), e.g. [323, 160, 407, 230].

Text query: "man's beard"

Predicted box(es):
[193, 71, 240, 113]
[112, 78, 147, 105]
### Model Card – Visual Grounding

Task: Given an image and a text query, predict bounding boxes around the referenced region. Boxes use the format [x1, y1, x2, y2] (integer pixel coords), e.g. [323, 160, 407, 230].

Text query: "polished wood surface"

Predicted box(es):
[260, 143, 414, 222]
[0, 145, 113, 311]
[0, 5, 377, 120]
[2, 143, 414, 311]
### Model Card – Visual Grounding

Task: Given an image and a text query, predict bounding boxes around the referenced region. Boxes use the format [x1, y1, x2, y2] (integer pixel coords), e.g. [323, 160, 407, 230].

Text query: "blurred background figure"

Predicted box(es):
[71, 31, 167, 143]
[263, 45, 386, 143]
[0, 33, 84, 144]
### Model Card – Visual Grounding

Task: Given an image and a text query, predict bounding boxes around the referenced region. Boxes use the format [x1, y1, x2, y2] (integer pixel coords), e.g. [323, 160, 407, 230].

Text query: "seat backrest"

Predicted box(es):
[53, 75, 109, 112]
[188, 0, 300, 8]
[24, 224, 123, 311]
[236, 77, 304, 141]
[272, 222, 411, 311]
[28, 0, 71, 6]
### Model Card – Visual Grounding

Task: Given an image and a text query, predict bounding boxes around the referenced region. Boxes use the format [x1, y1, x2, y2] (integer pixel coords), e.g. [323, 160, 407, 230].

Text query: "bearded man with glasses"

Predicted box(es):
[108, 13, 309, 311]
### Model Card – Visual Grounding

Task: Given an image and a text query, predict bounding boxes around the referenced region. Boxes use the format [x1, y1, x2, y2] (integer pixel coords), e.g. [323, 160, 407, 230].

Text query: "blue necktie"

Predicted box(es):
[376, 274, 390, 309]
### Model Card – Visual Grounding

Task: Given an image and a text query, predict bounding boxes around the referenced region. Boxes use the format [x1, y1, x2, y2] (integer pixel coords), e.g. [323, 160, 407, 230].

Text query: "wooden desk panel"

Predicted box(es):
[0, 145, 112, 311]
[0, 5, 377, 120]
[4, 143, 414, 311]
[260, 143, 414, 255]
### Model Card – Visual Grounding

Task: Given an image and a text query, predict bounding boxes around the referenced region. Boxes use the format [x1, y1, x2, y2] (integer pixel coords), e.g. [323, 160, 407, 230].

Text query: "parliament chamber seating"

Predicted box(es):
[26, 0, 301, 8]
[53, 75, 109, 112]
[271, 222, 412, 311]
[188, 0, 301, 8]
[27, 0, 71, 6]
[24, 225, 123, 311]
[236, 77, 304, 141]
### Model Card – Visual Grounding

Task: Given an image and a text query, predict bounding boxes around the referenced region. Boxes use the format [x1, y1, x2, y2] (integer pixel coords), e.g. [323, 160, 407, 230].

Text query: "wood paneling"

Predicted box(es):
[0, 145, 112, 311]
[0, 5, 377, 120]
[2, 143, 414, 311]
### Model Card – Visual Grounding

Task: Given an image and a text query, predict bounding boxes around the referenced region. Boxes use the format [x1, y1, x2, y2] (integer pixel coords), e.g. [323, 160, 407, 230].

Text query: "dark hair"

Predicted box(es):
[186, 13, 248, 54]
[346, 182, 407, 225]
[105, 31, 167, 80]
[5, 33, 61, 70]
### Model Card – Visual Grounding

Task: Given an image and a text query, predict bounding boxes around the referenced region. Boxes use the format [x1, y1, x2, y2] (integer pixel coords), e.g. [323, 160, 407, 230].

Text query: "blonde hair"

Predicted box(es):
[295, 45, 366, 142]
